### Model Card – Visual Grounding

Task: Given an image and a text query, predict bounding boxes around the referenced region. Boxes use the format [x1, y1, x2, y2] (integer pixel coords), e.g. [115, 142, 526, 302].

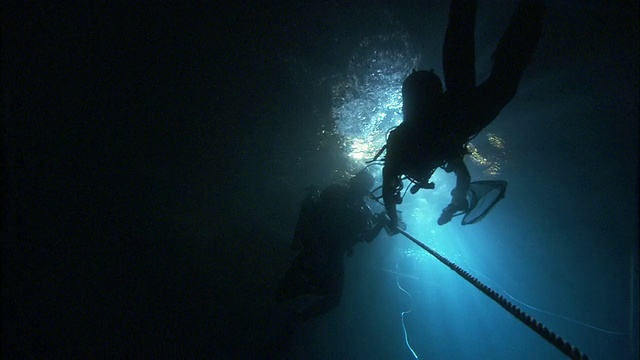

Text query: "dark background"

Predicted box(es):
[3, 1, 638, 358]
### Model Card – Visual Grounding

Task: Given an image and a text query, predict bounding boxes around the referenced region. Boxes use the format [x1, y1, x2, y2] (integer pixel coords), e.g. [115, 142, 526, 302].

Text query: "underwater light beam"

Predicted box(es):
[331, 33, 416, 168]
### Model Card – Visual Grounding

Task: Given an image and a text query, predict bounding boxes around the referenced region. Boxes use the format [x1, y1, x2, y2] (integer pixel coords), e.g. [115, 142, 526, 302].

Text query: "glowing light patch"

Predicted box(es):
[487, 163, 501, 176]
[488, 133, 505, 149]
[468, 143, 489, 166]
[326, 32, 502, 276]
[468, 133, 507, 176]
[330, 32, 418, 168]
[347, 138, 371, 160]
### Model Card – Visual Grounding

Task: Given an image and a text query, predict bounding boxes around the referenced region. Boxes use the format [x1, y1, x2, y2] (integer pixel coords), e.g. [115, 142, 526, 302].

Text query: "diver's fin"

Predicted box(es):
[461, 180, 507, 225]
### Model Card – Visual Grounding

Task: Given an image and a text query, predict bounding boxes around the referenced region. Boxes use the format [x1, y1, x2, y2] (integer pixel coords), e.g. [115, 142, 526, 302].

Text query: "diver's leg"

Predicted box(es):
[294, 269, 344, 322]
[443, 0, 477, 94]
[274, 258, 299, 302]
[438, 157, 470, 225]
[449, 157, 471, 208]
[467, 1, 545, 134]
[382, 165, 401, 230]
[492, 1, 545, 84]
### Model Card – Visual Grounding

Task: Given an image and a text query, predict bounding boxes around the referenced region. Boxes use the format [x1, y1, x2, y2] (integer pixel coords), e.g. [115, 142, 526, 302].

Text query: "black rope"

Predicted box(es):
[397, 228, 590, 360]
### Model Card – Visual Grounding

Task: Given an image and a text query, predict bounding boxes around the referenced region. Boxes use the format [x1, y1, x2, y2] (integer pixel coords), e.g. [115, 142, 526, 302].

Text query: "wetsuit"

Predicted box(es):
[383, 0, 545, 228]
[276, 184, 378, 320]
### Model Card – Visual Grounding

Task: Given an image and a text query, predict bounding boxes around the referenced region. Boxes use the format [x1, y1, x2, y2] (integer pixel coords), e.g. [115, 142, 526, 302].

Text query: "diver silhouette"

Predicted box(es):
[382, 0, 546, 229]
[275, 170, 387, 322]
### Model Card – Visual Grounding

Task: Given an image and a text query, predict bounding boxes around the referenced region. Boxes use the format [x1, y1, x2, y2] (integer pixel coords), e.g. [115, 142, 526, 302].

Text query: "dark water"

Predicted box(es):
[3, 1, 638, 359]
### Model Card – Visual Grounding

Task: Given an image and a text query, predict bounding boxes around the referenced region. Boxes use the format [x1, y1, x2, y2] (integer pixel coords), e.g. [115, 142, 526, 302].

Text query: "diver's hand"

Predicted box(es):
[373, 212, 390, 226]
[397, 218, 407, 231]
[385, 218, 406, 236]
[385, 221, 399, 236]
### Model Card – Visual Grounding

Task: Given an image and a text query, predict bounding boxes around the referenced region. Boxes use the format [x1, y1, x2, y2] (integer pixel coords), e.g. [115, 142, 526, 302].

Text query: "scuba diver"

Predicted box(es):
[382, 0, 545, 229]
[275, 170, 387, 321]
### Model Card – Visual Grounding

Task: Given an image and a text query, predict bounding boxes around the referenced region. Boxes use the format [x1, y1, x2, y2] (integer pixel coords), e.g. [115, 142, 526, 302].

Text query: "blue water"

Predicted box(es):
[276, 2, 638, 359]
[281, 168, 637, 359]
[4, 1, 637, 358]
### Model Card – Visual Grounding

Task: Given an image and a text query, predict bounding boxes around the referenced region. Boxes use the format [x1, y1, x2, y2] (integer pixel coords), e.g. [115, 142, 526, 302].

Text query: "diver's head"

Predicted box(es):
[402, 69, 443, 119]
[348, 169, 375, 197]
